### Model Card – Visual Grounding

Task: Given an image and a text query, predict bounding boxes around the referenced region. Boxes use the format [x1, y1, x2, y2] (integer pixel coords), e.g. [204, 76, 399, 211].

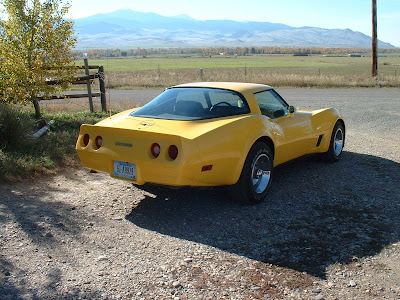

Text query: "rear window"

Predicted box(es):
[130, 87, 250, 120]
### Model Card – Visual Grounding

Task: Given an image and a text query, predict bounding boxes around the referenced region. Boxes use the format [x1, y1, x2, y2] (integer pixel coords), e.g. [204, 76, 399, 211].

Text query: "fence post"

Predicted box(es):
[200, 68, 203, 80]
[99, 66, 107, 112]
[84, 58, 94, 112]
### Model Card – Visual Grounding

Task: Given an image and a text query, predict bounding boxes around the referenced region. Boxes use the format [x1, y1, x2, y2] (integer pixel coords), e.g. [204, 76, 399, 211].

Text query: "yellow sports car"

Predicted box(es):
[76, 82, 345, 204]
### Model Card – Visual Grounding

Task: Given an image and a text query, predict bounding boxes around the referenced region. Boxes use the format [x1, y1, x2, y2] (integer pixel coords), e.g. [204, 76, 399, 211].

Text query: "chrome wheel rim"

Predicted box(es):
[334, 128, 344, 157]
[251, 154, 271, 194]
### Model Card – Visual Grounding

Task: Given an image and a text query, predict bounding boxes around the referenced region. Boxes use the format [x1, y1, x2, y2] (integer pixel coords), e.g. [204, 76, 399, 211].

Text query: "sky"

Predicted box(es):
[68, 0, 400, 47]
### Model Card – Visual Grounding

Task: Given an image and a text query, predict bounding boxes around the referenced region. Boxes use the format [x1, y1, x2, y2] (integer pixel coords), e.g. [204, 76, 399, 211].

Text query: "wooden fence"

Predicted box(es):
[44, 58, 107, 112]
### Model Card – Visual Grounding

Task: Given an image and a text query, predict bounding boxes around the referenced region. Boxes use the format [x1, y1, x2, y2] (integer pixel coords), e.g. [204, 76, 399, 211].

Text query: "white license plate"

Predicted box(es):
[113, 161, 136, 180]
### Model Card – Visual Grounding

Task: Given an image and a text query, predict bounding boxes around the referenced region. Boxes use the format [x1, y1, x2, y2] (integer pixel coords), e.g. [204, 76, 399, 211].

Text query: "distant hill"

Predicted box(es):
[73, 9, 394, 49]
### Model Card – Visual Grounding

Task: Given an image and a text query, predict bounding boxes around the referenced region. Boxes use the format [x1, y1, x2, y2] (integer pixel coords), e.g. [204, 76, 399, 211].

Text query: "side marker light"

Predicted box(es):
[201, 164, 213, 172]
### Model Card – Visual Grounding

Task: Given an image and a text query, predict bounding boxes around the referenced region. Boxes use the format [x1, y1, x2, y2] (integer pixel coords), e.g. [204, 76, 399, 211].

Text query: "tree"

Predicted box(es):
[0, 0, 76, 118]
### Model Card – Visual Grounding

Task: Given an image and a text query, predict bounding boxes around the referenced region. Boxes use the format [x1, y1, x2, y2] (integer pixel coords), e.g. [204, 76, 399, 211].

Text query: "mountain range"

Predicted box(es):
[73, 10, 394, 49]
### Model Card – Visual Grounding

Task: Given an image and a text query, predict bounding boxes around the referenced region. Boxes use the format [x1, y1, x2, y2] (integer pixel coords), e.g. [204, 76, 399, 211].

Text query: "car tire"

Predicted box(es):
[231, 142, 273, 204]
[325, 121, 345, 162]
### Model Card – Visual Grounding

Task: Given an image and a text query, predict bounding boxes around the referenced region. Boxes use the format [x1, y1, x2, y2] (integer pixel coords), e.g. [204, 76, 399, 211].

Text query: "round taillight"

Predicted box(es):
[83, 134, 90, 147]
[95, 136, 103, 149]
[168, 145, 178, 160]
[151, 143, 161, 158]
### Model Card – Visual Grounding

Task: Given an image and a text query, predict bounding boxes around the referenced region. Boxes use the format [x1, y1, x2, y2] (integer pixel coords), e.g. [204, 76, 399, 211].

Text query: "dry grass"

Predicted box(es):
[37, 97, 139, 115]
[104, 68, 400, 89]
[78, 54, 400, 89]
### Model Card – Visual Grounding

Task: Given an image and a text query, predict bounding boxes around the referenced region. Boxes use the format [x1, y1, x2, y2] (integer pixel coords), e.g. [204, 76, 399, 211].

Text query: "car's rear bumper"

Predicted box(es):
[76, 124, 240, 187]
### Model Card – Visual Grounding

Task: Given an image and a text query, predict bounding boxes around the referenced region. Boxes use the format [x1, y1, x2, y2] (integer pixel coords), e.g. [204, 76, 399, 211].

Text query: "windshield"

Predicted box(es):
[130, 87, 250, 120]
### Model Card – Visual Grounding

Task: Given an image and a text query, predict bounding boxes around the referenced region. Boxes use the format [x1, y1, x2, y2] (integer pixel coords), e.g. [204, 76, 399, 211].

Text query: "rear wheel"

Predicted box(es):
[231, 142, 273, 204]
[325, 121, 345, 162]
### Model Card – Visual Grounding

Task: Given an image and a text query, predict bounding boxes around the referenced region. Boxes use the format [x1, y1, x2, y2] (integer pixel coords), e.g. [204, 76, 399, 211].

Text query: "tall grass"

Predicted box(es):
[0, 110, 108, 181]
[0, 104, 35, 149]
[104, 68, 400, 89]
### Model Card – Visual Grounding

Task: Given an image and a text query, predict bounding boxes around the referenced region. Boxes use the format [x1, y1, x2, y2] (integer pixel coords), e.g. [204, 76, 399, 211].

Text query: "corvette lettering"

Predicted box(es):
[115, 142, 133, 147]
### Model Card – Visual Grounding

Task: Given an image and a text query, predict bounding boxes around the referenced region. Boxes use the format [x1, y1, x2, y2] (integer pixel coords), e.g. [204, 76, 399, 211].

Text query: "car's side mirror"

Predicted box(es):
[289, 105, 296, 113]
[273, 109, 286, 118]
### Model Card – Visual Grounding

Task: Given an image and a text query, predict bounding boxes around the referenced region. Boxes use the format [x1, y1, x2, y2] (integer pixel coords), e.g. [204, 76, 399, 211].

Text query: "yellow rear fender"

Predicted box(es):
[193, 115, 275, 185]
[230, 133, 275, 185]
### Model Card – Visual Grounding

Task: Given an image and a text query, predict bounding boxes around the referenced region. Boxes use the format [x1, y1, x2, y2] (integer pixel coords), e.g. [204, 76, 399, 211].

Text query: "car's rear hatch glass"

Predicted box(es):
[130, 87, 250, 121]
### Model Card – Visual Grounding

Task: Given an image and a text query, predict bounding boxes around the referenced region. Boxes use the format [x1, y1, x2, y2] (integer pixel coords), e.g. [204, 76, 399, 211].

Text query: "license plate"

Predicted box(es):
[113, 161, 136, 180]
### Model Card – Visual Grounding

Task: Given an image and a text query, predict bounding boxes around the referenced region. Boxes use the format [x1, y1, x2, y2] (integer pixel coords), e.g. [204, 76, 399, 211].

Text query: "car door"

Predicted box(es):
[254, 89, 313, 165]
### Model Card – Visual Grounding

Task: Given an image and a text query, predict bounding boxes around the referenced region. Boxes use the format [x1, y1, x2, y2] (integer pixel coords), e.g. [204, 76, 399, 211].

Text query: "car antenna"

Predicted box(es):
[105, 51, 112, 118]
[108, 88, 112, 118]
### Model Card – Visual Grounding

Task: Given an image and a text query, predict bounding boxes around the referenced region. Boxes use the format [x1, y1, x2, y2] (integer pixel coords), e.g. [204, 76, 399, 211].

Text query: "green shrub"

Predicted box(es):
[0, 109, 108, 181]
[0, 103, 35, 149]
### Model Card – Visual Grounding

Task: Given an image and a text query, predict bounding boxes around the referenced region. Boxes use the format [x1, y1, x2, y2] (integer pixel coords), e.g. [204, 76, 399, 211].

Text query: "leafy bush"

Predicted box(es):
[0, 104, 35, 149]
[0, 109, 108, 181]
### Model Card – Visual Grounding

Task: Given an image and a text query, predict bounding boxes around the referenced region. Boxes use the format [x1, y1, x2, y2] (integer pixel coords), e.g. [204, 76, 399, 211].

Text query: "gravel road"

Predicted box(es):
[1, 88, 400, 299]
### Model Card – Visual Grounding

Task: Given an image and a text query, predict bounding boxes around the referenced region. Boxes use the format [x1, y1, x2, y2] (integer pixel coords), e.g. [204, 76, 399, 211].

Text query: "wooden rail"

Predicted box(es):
[44, 59, 107, 112]
[45, 74, 100, 85]
[38, 93, 101, 100]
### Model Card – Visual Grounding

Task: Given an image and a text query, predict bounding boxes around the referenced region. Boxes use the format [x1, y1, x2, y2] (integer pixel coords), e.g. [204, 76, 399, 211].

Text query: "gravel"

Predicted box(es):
[1, 88, 400, 299]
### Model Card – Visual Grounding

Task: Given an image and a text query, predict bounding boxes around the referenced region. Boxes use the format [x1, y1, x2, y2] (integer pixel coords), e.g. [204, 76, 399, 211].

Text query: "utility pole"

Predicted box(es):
[372, 0, 378, 77]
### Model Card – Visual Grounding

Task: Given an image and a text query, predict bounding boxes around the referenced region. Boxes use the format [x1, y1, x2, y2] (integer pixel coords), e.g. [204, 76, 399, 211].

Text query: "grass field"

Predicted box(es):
[76, 54, 400, 89]
[83, 55, 400, 73]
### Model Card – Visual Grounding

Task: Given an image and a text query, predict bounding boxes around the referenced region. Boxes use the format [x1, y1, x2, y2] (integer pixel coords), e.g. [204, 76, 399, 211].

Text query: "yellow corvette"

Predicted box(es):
[76, 82, 345, 204]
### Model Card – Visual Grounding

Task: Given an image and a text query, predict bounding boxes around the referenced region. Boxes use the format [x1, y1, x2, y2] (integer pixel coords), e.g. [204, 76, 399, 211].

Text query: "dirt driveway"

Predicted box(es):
[1, 88, 400, 299]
